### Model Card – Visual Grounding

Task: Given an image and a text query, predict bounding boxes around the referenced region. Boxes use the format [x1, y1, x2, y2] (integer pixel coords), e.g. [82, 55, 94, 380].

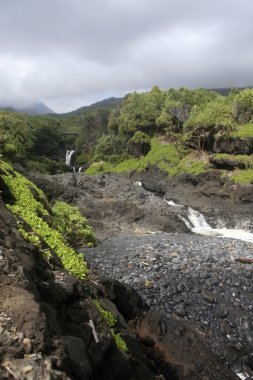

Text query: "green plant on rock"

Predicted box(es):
[93, 300, 128, 353]
[0, 160, 88, 278]
[52, 200, 96, 247]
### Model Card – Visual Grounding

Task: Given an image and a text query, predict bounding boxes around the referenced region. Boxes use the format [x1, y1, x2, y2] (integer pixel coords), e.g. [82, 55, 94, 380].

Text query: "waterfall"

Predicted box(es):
[73, 166, 83, 174]
[65, 150, 75, 166]
[181, 206, 253, 243]
[181, 207, 212, 230]
[134, 181, 142, 187]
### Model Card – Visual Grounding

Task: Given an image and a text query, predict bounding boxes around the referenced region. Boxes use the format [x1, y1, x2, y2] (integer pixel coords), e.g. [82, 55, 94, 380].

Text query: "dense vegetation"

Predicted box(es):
[1, 86, 253, 183]
[0, 160, 95, 278]
[83, 87, 253, 183]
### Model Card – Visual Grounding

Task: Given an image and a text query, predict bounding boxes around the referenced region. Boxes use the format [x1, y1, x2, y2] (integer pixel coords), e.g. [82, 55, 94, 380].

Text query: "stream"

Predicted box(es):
[85, 186, 253, 379]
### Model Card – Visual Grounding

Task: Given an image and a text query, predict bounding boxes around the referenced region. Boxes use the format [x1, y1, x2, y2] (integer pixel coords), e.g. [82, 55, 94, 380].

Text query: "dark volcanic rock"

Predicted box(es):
[0, 199, 159, 379]
[133, 310, 238, 380]
[86, 232, 253, 379]
[214, 135, 253, 155]
[130, 168, 253, 225]
[29, 172, 189, 238]
[210, 155, 250, 170]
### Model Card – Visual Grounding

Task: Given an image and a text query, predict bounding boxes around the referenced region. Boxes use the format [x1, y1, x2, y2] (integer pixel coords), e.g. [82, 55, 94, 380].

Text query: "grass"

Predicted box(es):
[168, 155, 207, 176]
[231, 123, 253, 138]
[85, 161, 114, 175]
[85, 137, 208, 176]
[213, 153, 253, 168]
[230, 169, 253, 184]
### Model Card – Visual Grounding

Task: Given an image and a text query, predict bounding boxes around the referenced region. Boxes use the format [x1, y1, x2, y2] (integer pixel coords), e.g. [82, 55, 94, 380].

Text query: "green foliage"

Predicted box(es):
[19, 228, 43, 248]
[93, 135, 126, 162]
[25, 157, 67, 174]
[52, 200, 96, 247]
[231, 123, 253, 138]
[230, 169, 253, 184]
[75, 109, 110, 153]
[85, 161, 114, 175]
[75, 152, 91, 165]
[214, 153, 253, 169]
[129, 131, 150, 144]
[85, 137, 208, 177]
[108, 158, 140, 173]
[127, 131, 151, 157]
[117, 87, 165, 136]
[168, 155, 207, 176]
[0, 111, 33, 160]
[233, 89, 253, 124]
[93, 300, 128, 353]
[30, 118, 64, 158]
[85, 138, 186, 175]
[0, 160, 88, 278]
[184, 99, 235, 150]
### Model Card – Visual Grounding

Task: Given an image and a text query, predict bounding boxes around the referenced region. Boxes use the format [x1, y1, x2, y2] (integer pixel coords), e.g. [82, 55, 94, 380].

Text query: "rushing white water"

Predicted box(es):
[181, 207, 253, 243]
[134, 181, 142, 187]
[236, 373, 246, 380]
[65, 150, 75, 166]
[164, 199, 183, 207]
[73, 166, 82, 174]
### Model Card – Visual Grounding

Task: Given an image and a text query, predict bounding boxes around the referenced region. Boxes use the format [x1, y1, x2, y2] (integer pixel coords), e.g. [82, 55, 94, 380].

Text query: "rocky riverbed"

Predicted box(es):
[29, 170, 253, 379]
[86, 232, 253, 379]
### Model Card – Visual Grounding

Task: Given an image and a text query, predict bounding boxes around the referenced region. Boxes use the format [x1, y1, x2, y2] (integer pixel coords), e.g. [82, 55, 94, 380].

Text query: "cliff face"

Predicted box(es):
[0, 163, 159, 380]
[0, 198, 159, 380]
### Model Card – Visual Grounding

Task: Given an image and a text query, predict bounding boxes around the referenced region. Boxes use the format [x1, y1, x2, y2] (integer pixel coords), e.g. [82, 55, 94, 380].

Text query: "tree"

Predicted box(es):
[233, 89, 253, 124]
[127, 131, 151, 157]
[184, 99, 235, 151]
[93, 135, 126, 162]
[0, 112, 33, 160]
[75, 109, 110, 151]
[30, 119, 63, 158]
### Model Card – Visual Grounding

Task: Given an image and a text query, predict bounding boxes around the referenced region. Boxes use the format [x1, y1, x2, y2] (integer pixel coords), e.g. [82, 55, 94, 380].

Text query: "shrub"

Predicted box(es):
[52, 200, 96, 247]
[184, 99, 235, 150]
[0, 160, 88, 278]
[127, 131, 151, 157]
[233, 89, 253, 124]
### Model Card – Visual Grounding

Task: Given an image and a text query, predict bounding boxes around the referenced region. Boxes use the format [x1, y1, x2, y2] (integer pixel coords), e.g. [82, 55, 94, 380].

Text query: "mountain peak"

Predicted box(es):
[0, 101, 55, 115]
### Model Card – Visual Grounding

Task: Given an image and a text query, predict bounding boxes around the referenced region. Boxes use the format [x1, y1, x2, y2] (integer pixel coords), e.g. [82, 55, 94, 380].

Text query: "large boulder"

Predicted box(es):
[213, 135, 253, 154]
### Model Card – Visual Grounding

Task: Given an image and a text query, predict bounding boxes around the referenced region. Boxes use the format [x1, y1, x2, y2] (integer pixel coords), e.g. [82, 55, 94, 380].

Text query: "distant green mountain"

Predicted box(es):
[208, 86, 253, 96]
[59, 97, 122, 117]
[0, 106, 16, 113]
[0, 101, 55, 115]
[20, 101, 55, 115]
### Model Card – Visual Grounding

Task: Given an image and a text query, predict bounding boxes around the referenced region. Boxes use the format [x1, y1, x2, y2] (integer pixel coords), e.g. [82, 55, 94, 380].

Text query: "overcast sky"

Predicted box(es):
[1, 0, 253, 113]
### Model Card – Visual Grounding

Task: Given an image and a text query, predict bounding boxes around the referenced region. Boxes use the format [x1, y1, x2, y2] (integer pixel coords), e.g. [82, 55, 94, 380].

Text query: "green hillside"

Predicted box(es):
[1, 86, 253, 184]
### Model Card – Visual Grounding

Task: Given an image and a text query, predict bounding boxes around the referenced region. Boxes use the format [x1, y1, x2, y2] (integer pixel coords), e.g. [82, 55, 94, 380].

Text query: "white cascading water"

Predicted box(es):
[164, 199, 183, 207]
[65, 150, 75, 166]
[166, 200, 253, 243]
[134, 181, 142, 187]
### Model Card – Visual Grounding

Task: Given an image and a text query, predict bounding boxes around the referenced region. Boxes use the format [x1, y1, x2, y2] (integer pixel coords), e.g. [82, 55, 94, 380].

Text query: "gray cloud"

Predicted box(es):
[0, 0, 253, 112]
